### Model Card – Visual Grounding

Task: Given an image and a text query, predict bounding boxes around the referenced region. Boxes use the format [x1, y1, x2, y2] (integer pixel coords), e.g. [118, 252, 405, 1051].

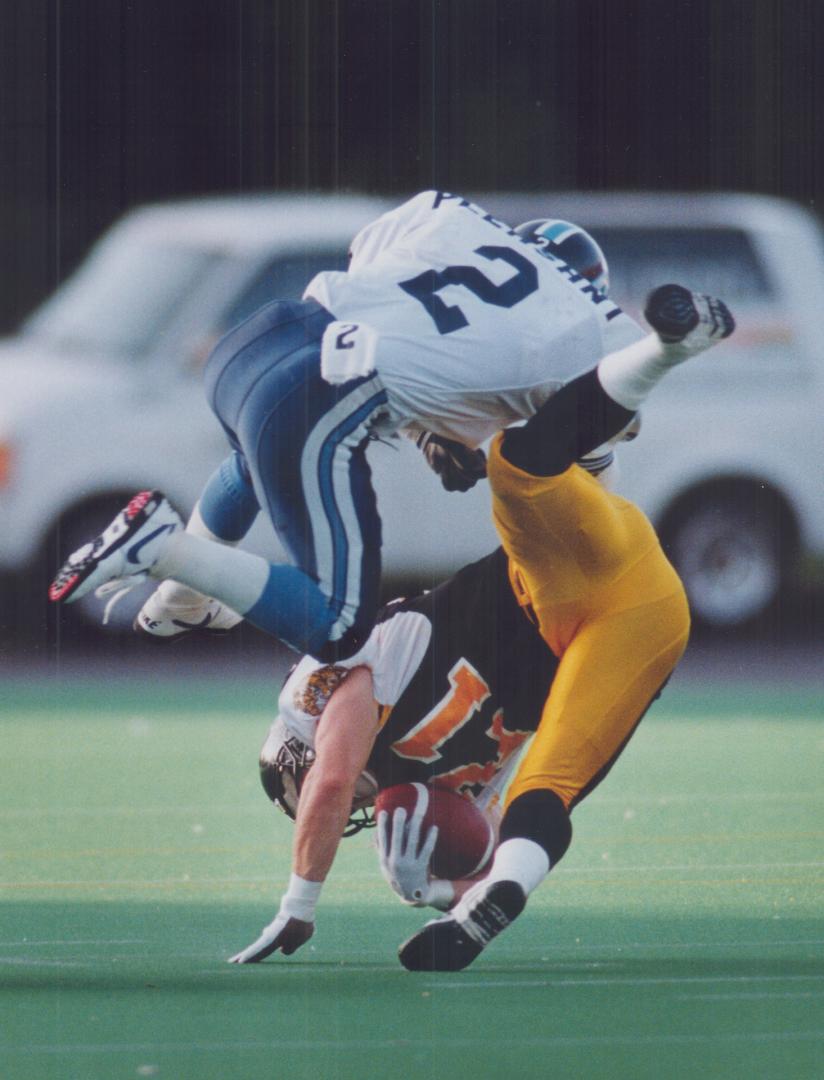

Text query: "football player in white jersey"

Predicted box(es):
[222, 283, 734, 967]
[49, 192, 714, 665]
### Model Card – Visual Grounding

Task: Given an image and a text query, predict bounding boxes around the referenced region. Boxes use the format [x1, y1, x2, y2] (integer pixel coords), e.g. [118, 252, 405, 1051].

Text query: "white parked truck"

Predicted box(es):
[1, 190, 821, 637]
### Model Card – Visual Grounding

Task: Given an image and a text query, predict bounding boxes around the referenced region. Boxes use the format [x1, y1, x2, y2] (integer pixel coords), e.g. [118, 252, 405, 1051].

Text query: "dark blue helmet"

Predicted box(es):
[516, 218, 609, 297]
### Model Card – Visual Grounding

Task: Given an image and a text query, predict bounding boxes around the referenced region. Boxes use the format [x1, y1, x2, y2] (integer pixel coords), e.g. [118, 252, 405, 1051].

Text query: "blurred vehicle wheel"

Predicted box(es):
[660, 484, 796, 633]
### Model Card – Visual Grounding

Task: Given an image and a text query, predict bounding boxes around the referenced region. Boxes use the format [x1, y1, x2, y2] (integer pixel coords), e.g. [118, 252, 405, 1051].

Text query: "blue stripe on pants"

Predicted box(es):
[315, 388, 388, 628]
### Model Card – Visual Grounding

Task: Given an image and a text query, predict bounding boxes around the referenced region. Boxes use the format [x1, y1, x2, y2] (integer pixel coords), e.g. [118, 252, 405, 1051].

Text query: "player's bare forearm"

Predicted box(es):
[292, 767, 361, 881]
[292, 665, 380, 882]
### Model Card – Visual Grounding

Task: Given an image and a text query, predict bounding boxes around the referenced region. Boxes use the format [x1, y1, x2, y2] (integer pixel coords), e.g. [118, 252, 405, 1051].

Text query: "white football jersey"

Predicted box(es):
[305, 191, 644, 446]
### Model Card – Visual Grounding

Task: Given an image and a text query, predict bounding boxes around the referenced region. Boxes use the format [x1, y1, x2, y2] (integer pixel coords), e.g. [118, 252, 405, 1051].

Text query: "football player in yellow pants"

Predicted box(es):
[226, 284, 733, 969]
[399, 284, 733, 970]
[490, 441, 689, 813]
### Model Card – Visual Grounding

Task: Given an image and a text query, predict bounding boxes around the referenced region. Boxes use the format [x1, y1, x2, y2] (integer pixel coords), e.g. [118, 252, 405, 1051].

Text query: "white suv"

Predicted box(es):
[2, 190, 822, 637]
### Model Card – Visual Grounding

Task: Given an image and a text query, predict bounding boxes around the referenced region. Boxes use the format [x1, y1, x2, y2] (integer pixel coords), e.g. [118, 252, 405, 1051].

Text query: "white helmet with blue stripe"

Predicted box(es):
[516, 218, 609, 297]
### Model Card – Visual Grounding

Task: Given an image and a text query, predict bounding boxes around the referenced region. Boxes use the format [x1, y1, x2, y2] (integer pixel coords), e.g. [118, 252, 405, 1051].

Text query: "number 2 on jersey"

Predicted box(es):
[399, 244, 538, 334]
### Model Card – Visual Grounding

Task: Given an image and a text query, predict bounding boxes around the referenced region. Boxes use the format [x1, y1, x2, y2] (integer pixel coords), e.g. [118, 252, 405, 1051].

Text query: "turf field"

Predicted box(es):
[1, 674, 822, 1080]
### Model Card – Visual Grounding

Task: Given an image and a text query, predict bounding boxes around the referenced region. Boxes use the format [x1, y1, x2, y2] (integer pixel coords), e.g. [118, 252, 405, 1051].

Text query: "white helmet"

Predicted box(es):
[516, 218, 609, 297]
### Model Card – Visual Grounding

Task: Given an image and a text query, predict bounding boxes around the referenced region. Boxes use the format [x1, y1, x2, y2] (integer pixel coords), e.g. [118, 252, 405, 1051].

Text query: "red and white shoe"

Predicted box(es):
[49, 490, 182, 606]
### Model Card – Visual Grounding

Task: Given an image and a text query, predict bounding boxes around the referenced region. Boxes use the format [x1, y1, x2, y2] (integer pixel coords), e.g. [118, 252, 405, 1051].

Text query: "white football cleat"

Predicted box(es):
[644, 283, 735, 357]
[134, 588, 242, 642]
[49, 490, 182, 606]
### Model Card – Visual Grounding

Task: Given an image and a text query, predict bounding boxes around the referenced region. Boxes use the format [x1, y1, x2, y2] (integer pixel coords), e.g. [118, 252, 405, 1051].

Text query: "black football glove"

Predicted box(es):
[416, 432, 487, 492]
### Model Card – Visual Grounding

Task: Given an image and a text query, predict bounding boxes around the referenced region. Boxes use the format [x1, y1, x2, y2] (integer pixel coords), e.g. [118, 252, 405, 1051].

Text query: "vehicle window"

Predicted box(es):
[25, 235, 219, 356]
[221, 249, 350, 330]
[589, 227, 773, 307]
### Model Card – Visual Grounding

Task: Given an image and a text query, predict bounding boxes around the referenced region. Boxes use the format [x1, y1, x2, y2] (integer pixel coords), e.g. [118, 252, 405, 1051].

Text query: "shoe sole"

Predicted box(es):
[133, 616, 234, 644]
[49, 490, 166, 604]
[643, 283, 699, 343]
[398, 881, 526, 972]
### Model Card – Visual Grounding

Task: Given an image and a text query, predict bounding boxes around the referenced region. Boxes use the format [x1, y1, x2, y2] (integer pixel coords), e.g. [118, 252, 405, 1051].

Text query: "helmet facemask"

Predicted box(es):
[259, 717, 377, 837]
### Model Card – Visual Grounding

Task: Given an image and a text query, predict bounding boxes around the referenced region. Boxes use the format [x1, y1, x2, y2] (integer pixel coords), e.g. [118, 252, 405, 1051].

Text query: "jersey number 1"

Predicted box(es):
[399, 244, 538, 334]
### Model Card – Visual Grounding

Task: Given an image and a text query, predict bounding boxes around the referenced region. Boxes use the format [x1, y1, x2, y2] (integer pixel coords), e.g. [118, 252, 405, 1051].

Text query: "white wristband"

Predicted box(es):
[280, 873, 323, 922]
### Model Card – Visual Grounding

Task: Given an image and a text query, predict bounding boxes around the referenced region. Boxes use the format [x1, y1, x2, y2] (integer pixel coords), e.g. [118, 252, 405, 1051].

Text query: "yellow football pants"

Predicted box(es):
[487, 435, 690, 811]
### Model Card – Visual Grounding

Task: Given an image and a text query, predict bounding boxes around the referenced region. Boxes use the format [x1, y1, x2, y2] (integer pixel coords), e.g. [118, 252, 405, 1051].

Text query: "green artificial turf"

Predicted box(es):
[1, 676, 823, 1080]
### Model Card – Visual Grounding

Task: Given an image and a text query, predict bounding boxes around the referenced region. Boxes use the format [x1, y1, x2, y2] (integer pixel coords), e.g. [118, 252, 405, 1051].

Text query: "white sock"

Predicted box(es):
[152, 531, 270, 616]
[597, 331, 686, 411]
[482, 837, 550, 897]
[154, 503, 238, 608]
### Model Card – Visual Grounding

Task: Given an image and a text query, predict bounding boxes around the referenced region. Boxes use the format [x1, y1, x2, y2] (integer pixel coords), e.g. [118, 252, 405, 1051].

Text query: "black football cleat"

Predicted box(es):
[644, 283, 735, 348]
[398, 880, 526, 972]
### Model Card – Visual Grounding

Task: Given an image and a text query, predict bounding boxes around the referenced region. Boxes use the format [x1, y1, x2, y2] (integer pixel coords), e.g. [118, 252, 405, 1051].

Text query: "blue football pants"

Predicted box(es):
[201, 298, 389, 660]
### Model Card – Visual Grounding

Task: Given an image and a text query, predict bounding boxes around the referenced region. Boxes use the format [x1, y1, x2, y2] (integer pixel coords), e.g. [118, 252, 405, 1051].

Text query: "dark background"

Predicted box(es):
[1, 0, 822, 334]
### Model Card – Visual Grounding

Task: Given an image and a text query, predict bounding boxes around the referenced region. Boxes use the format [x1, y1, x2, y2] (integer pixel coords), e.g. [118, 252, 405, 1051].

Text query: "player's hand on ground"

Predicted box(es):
[416, 431, 487, 492]
[377, 804, 439, 906]
[228, 910, 314, 963]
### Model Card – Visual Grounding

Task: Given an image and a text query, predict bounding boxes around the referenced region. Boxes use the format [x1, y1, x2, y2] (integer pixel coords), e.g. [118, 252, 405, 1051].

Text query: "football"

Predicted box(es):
[375, 782, 496, 880]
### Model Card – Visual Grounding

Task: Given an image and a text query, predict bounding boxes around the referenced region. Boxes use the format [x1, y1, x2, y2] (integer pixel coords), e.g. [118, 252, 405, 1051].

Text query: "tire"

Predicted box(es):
[660, 486, 794, 633]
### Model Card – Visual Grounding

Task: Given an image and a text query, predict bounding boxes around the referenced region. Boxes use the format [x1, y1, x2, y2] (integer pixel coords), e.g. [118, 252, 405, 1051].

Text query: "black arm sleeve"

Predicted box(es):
[500, 368, 636, 477]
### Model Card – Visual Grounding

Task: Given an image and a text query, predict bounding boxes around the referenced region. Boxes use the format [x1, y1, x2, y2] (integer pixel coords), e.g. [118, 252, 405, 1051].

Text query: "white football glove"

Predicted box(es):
[377, 805, 453, 910]
[229, 882, 317, 964]
[229, 909, 314, 963]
